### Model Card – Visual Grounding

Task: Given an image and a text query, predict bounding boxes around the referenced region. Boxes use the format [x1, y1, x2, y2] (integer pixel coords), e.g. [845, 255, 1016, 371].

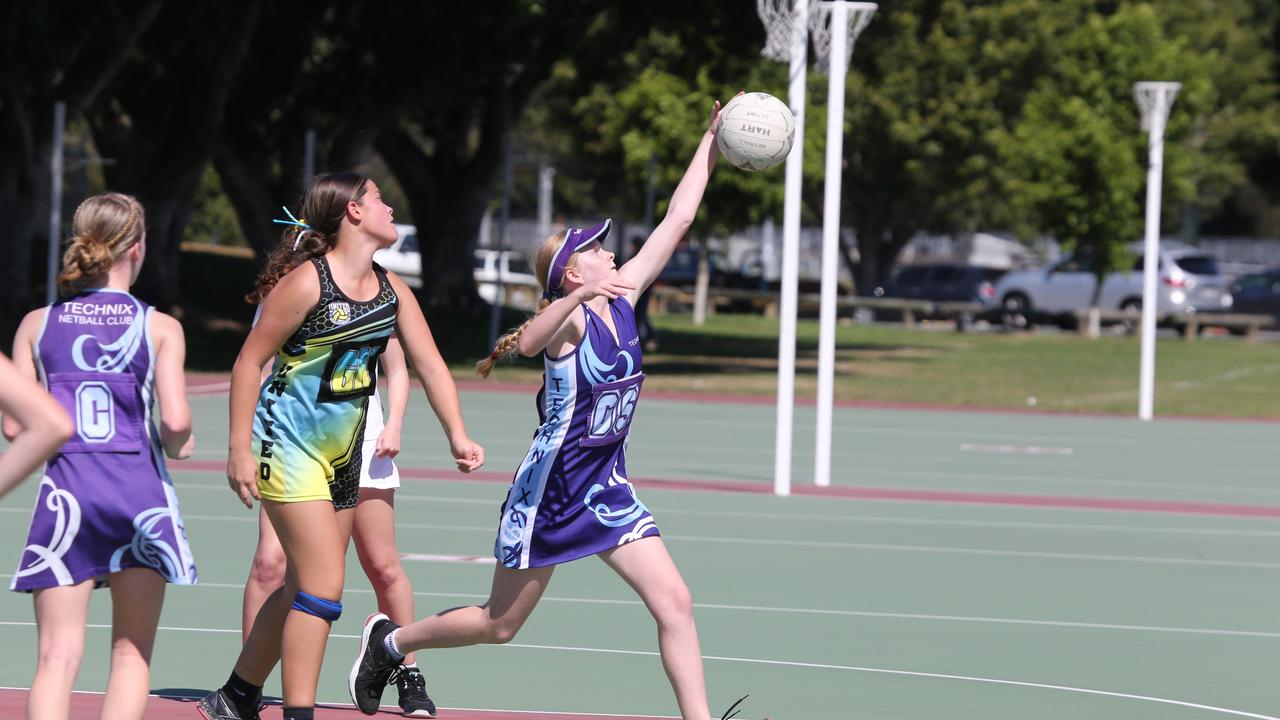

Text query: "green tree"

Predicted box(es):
[0, 1, 164, 335]
[998, 1, 1280, 309]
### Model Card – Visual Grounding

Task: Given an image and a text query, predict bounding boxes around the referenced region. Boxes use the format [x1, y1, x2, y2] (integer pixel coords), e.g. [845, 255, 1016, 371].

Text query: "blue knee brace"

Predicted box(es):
[291, 590, 342, 622]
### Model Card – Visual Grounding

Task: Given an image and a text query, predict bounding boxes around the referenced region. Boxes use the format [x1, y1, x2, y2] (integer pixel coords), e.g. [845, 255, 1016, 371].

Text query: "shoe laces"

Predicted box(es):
[397, 666, 429, 700]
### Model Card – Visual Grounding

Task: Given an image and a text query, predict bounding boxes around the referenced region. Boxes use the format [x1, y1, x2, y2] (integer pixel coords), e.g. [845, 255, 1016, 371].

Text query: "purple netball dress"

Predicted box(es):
[495, 297, 658, 569]
[10, 288, 197, 592]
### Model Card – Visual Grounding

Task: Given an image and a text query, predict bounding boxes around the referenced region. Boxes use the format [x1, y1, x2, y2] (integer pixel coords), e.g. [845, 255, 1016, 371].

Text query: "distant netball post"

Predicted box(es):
[811, 1, 876, 489]
[757, 0, 809, 497]
[1133, 81, 1180, 422]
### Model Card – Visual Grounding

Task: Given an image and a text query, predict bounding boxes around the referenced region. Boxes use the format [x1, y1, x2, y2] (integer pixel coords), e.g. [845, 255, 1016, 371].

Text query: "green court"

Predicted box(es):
[2, 387, 1277, 719]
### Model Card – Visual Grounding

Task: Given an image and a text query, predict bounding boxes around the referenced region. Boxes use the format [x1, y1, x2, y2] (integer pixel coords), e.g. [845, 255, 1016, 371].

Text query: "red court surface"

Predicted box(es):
[0, 689, 673, 719]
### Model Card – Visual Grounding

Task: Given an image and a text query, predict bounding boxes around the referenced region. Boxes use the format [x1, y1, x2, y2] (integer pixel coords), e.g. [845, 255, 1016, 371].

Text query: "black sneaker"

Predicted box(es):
[395, 665, 437, 717]
[196, 688, 260, 720]
[349, 612, 402, 714]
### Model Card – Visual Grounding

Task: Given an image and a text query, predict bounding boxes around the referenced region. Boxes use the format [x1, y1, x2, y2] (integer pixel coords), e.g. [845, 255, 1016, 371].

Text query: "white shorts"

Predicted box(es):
[360, 390, 400, 490]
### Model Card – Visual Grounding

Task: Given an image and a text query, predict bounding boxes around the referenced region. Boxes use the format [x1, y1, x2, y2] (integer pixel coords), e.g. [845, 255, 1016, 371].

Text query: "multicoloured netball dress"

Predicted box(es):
[495, 296, 658, 569]
[10, 288, 198, 592]
[254, 257, 398, 509]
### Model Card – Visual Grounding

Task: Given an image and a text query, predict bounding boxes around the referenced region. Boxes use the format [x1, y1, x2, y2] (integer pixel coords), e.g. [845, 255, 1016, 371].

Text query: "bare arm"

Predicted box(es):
[517, 279, 636, 358]
[150, 311, 194, 459]
[374, 336, 408, 458]
[387, 272, 484, 472]
[618, 99, 724, 300]
[226, 264, 318, 507]
[0, 315, 73, 498]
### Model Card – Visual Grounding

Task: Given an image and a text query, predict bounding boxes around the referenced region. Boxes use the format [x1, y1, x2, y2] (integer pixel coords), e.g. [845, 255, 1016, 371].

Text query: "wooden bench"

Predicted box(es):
[1181, 313, 1275, 342]
[1070, 308, 1274, 341]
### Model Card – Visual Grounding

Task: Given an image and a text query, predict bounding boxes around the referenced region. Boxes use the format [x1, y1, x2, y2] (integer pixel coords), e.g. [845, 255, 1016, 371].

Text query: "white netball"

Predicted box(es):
[715, 92, 796, 172]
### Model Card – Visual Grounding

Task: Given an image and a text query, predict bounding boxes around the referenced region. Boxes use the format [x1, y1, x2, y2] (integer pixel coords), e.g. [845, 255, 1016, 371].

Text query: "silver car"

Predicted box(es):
[986, 241, 1234, 328]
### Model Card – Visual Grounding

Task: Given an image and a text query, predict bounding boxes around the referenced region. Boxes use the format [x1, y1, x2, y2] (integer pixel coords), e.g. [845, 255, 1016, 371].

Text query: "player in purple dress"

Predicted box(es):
[4, 192, 197, 720]
[350, 99, 726, 720]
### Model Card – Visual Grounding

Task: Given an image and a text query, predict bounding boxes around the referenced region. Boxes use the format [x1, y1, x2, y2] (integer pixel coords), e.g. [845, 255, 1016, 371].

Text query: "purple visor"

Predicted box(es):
[545, 218, 612, 299]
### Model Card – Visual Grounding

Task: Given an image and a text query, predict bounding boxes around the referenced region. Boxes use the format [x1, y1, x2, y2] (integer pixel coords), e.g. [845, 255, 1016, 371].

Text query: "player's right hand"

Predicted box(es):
[226, 449, 261, 509]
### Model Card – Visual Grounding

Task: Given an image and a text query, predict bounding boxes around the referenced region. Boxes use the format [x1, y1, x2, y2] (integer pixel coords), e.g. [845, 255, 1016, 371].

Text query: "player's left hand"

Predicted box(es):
[376, 423, 402, 459]
[450, 435, 485, 473]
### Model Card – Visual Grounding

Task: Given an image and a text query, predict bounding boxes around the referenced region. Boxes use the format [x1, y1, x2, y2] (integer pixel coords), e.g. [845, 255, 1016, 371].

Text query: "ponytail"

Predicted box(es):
[475, 298, 552, 377]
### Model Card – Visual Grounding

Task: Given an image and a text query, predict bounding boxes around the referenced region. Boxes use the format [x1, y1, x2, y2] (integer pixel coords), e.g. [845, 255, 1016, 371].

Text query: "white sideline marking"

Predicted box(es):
[174, 582, 1280, 639]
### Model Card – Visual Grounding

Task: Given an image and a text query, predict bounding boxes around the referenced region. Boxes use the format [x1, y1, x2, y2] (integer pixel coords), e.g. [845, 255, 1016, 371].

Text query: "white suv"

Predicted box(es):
[373, 224, 540, 309]
[986, 241, 1233, 328]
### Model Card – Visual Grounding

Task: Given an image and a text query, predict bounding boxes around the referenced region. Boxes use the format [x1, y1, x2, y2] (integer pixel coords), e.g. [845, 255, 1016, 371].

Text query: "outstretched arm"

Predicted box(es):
[387, 272, 485, 473]
[619, 99, 725, 300]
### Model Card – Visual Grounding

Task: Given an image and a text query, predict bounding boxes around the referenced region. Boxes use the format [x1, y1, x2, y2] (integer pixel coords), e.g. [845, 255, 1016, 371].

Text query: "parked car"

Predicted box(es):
[880, 264, 1006, 304]
[654, 243, 743, 288]
[473, 248, 540, 310]
[372, 224, 541, 308]
[1225, 266, 1280, 327]
[985, 242, 1233, 329]
[372, 224, 423, 286]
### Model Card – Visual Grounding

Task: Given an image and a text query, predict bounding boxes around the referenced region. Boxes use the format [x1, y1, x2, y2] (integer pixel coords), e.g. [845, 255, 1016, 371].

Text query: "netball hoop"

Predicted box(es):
[808, 1, 877, 73]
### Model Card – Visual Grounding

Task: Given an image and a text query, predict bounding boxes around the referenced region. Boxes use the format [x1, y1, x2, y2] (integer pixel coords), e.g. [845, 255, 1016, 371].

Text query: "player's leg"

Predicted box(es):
[28, 580, 93, 720]
[242, 506, 287, 643]
[352, 487, 415, 664]
[600, 537, 710, 720]
[349, 563, 553, 713]
[101, 568, 166, 720]
[267, 498, 355, 709]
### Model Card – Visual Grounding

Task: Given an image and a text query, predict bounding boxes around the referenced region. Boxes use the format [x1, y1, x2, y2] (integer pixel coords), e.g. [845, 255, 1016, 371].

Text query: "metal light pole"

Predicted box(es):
[488, 137, 516, 349]
[46, 101, 66, 305]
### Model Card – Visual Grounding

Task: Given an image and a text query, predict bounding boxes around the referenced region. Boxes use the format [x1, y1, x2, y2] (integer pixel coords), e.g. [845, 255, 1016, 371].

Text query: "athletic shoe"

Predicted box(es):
[349, 612, 402, 714]
[395, 665, 437, 717]
[196, 688, 260, 720]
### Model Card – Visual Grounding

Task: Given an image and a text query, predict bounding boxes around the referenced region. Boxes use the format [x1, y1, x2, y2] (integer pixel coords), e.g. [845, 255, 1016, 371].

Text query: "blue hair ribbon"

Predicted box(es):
[272, 206, 311, 249]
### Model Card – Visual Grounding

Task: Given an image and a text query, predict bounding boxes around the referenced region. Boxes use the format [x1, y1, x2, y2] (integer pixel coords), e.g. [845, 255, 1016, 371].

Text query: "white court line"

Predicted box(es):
[181, 582, 1280, 640]
[1, 623, 1268, 720]
[960, 443, 1075, 455]
[9, 505, 1262, 570]
[400, 552, 495, 565]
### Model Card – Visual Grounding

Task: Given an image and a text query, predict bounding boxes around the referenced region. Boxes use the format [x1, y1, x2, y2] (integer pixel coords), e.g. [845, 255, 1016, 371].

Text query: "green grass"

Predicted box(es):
[177, 247, 1280, 418]
[483, 314, 1280, 418]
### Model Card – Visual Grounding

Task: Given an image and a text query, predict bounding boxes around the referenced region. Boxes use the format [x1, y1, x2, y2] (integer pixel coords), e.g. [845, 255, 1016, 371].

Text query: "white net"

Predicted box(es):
[1133, 81, 1181, 131]
[757, 0, 802, 62]
[809, 1, 877, 73]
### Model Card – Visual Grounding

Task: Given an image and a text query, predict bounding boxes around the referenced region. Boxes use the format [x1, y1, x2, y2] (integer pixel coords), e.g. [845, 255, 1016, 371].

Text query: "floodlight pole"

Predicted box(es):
[773, 0, 809, 497]
[1135, 82, 1179, 422]
[814, 2, 873, 488]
